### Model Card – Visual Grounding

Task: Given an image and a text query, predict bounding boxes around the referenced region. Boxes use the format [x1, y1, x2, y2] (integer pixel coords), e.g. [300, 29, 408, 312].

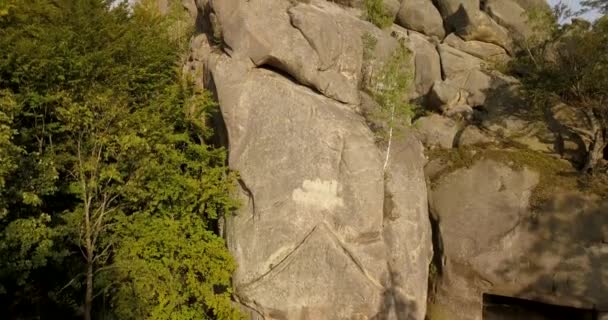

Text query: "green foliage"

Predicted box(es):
[511, 9, 608, 172]
[111, 215, 242, 320]
[0, 0, 242, 319]
[364, 0, 393, 29]
[361, 32, 378, 63]
[366, 42, 416, 144]
[519, 6, 558, 49]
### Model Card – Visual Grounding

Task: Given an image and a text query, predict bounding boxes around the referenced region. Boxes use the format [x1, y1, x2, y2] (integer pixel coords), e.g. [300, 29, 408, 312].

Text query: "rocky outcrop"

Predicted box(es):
[208, 53, 431, 319]
[414, 114, 461, 149]
[396, 0, 445, 39]
[182, 0, 608, 319]
[210, 0, 370, 104]
[443, 33, 510, 63]
[406, 31, 442, 97]
[428, 157, 608, 320]
[190, 1, 436, 318]
[435, 0, 512, 50]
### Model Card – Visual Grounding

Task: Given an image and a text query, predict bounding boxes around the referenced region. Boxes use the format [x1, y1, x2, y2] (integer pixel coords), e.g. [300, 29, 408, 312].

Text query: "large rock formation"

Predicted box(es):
[428, 155, 608, 320]
[180, 0, 608, 319]
[208, 53, 431, 319]
[188, 0, 436, 318]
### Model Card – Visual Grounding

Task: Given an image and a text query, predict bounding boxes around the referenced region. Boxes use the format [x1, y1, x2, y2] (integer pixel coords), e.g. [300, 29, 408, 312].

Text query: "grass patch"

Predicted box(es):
[364, 0, 393, 29]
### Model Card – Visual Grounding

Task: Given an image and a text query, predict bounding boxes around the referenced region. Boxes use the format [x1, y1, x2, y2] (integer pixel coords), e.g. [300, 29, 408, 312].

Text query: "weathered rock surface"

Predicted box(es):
[435, 0, 512, 50]
[457, 125, 495, 146]
[184, 0, 608, 319]
[199, 0, 433, 314]
[396, 0, 445, 39]
[484, 0, 531, 40]
[429, 158, 608, 320]
[477, 82, 562, 153]
[443, 33, 510, 62]
[414, 114, 461, 149]
[438, 44, 485, 79]
[210, 0, 375, 104]
[406, 31, 442, 97]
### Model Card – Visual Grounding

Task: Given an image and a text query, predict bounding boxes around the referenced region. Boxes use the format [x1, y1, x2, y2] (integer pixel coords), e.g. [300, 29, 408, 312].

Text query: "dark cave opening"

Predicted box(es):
[482, 294, 597, 320]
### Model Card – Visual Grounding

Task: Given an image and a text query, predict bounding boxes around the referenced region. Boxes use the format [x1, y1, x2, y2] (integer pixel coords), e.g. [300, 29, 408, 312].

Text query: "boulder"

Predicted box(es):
[430, 158, 608, 319]
[431, 159, 540, 261]
[484, 0, 531, 40]
[458, 11, 513, 51]
[438, 44, 485, 79]
[455, 69, 494, 107]
[435, 45, 517, 108]
[457, 125, 495, 146]
[330, 0, 365, 8]
[396, 0, 445, 39]
[434, 0, 512, 50]
[210, 0, 387, 104]
[443, 33, 510, 63]
[414, 114, 461, 149]
[406, 31, 442, 97]
[383, 0, 401, 20]
[207, 53, 431, 319]
[428, 80, 474, 120]
[428, 79, 462, 110]
[434, 0, 479, 24]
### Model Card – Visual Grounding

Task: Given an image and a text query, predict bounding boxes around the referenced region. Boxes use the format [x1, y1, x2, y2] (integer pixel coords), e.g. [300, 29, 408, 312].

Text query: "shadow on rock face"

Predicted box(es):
[372, 270, 419, 320]
[429, 157, 608, 319]
[490, 192, 608, 311]
[482, 294, 597, 320]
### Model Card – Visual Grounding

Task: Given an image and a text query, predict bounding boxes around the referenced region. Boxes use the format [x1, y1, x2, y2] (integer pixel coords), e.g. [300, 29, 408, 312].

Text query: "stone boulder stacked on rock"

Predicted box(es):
[396, 0, 445, 39]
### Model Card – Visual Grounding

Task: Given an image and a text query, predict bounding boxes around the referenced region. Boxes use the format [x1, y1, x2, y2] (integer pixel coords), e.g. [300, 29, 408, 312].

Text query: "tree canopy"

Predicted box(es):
[0, 0, 242, 319]
[512, 8, 608, 172]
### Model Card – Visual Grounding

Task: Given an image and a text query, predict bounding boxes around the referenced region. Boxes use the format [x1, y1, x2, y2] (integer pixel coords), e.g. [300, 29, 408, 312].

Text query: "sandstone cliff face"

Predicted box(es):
[188, 1, 435, 318]
[181, 0, 608, 319]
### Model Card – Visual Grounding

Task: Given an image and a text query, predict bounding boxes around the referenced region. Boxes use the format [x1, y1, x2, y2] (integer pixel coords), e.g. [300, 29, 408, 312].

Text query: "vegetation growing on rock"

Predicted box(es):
[428, 145, 608, 208]
[362, 34, 417, 171]
[364, 0, 394, 28]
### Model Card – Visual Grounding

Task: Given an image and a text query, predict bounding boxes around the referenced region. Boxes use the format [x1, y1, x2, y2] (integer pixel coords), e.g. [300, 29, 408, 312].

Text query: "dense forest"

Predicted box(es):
[0, 0, 242, 319]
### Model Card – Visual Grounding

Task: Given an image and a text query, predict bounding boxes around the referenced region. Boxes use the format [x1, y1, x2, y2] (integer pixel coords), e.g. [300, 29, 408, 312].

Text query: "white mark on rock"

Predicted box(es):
[292, 179, 344, 209]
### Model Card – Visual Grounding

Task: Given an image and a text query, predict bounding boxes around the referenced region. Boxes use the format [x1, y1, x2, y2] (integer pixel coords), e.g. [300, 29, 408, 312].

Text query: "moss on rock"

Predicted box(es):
[426, 146, 606, 208]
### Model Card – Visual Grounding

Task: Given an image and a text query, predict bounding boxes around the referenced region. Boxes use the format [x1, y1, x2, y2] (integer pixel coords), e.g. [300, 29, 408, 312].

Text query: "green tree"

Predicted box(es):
[512, 12, 608, 172]
[364, 37, 416, 171]
[0, 0, 242, 319]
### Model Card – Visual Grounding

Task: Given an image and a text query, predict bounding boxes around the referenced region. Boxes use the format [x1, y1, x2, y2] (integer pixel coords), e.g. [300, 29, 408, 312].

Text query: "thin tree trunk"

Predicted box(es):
[581, 108, 605, 173]
[77, 139, 95, 320]
[84, 202, 94, 320]
[84, 256, 93, 320]
[383, 103, 396, 172]
[583, 130, 605, 173]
